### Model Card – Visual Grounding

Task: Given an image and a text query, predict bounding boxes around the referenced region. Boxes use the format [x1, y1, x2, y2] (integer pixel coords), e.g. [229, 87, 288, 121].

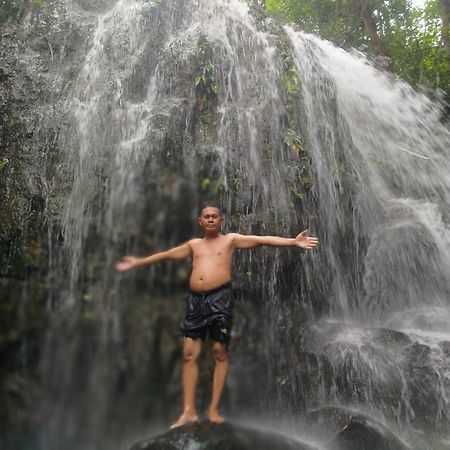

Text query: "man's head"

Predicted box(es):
[198, 204, 224, 235]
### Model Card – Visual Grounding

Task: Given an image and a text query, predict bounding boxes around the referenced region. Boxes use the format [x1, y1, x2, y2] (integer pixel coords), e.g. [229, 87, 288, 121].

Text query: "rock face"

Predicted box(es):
[130, 422, 317, 450]
[293, 321, 450, 434]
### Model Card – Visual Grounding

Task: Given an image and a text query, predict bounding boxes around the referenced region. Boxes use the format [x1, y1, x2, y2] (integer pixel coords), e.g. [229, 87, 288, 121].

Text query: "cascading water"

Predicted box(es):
[284, 30, 450, 448]
[10, 0, 450, 449]
[36, 1, 305, 448]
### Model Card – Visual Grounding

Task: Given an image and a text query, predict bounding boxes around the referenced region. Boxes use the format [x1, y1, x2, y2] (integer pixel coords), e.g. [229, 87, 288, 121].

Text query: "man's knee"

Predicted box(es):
[212, 343, 228, 363]
[183, 338, 201, 362]
[183, 348, 200, 362]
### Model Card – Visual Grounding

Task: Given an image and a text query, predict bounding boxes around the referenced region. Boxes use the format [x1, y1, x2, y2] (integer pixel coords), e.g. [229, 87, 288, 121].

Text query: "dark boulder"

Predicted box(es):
[328, 416, 408, 450]
[130, 421, 318, 450]
[303, 406, 357, 438]
[303, 407, 409, 449]
[405, 342, 448, 431]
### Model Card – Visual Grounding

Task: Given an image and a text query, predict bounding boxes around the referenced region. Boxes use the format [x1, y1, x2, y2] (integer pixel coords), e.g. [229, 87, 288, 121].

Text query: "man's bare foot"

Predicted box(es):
[208, 408, 225, 424]
[169, 413, 199, 429]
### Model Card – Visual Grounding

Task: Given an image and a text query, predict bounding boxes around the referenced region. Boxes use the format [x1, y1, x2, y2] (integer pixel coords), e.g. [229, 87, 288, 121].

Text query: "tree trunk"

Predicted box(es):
[357, 0, 389, 69]
[440, 0, 450, 58]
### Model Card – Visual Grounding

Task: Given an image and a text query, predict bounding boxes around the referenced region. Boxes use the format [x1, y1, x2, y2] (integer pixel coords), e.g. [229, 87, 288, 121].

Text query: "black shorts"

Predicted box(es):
[180, 283, 233, 345]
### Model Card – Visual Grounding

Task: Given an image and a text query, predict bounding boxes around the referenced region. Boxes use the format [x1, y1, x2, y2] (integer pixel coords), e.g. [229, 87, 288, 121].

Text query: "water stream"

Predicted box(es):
[288, 30, 450, 447]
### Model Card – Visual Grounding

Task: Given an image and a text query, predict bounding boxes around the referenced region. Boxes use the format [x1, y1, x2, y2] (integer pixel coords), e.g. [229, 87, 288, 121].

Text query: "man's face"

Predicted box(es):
[198, 207, 223, 233]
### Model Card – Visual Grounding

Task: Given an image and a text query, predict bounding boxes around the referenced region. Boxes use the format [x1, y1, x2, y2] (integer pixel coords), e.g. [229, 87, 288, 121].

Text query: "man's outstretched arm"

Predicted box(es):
[116, 241, 191, 271]
[232, 230, 318, 250]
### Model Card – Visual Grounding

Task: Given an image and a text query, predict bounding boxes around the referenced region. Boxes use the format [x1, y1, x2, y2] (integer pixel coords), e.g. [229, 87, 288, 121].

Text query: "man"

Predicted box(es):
[116, 205, 318, 428]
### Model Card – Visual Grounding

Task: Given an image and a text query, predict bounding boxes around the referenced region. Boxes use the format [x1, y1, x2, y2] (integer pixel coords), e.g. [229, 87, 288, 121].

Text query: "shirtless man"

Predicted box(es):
[116, 205, 318, 428]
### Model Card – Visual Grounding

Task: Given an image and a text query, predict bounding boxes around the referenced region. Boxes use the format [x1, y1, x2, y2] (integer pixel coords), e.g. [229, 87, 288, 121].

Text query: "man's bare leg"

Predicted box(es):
[208, 341, 228, 424]
[170, 337, 202, 429]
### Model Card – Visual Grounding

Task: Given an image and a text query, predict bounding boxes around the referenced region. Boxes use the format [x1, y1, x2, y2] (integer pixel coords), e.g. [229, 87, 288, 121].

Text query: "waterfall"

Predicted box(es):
[289, 30, 450, 319]
[11, 0, 449, 448]
[37, 1, 304, 448]
[285, 30, 450, 447]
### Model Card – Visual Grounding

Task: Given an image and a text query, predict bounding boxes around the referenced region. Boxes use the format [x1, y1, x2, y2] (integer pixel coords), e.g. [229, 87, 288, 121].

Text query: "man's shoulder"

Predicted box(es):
[225, 232, 246, 241]
[224, 232, 239, 238]
[188, 238, 203, 246]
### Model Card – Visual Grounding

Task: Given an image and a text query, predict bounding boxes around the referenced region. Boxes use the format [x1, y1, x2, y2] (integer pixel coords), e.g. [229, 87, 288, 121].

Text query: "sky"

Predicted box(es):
[411, 0, 426, 8]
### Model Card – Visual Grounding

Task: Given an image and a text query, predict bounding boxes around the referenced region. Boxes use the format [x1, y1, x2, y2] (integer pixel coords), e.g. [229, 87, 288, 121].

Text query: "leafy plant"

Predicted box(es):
[201, 178, 211, 190]
[284, 129, 303, 155]
[195, 61, 218, 94]
[0, 158, 10, 172]
[195, 40, 219, 111]
[281, 66, 300, 95]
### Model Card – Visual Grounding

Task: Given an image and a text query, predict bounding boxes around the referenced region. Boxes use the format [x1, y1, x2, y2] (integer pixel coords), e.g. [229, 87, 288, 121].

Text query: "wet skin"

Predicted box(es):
[116, 207, 319, 291]
[189, 210, 233, 292]
[115, 206, 319, 427]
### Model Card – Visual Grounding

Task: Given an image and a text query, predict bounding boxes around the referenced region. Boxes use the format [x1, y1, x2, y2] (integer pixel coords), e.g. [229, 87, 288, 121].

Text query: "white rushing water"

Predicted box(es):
[288, 29, 450, 445]
[288, 29, 450, 320]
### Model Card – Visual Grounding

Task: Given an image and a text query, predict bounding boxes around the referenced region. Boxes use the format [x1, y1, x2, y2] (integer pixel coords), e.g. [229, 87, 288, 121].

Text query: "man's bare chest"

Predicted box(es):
[192, 239, 233, 261]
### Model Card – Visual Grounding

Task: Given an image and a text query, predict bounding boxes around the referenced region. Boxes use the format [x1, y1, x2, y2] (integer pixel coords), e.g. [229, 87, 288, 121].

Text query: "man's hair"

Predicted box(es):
[200, 202, 223, 216]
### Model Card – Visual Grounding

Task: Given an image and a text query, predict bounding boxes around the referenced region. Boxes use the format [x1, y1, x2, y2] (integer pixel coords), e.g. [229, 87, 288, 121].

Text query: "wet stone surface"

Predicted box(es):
[303, 407, 409, 450]
[130, 421, 318, 450]
[329, 417, 409, 450]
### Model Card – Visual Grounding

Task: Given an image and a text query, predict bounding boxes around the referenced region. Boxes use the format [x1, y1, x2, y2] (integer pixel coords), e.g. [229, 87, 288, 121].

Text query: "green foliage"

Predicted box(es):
[267, 0, 365, 48]
[213, 179, 224, 193]
[276, 34, 312, 196]
[382, 0, 450, 98]
[195, 40, 218, 111]
[266, 0, 450, 105]
[200, 177, 224, 193]
[201, 177, 211, 189]
[284, 128, 303, 149]
[281, 66, 300, 94]
[82, 310, 96, 320]
[195, 61, 218, 94]
[0, 158, 10, 172]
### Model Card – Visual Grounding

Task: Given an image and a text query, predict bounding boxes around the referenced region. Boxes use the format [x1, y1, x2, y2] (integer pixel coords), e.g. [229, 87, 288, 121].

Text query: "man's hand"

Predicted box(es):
[116, 256, 140, 271]
[294, 230, 319, 250]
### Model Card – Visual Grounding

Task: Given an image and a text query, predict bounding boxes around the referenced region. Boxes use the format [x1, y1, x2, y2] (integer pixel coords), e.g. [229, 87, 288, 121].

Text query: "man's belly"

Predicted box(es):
[189, 267, 232, 292]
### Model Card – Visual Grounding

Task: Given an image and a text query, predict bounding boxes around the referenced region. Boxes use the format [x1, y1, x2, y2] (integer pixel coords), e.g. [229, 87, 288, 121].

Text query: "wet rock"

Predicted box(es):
[439, 341, 450, 357]
[302, 322, 412, 354]
[303, 406, 409, 449]
[303, 406, 357, 438]
[297, 321, 450, 433]
[328, 416, 408, 450]
[405, 342, 447, 431]
[130, 421, 317, 450]
[386, 308, 450, 334]
[371, 328, 412, 348]
[298, 324, 414, 420]
[75, 0, 116, 13]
